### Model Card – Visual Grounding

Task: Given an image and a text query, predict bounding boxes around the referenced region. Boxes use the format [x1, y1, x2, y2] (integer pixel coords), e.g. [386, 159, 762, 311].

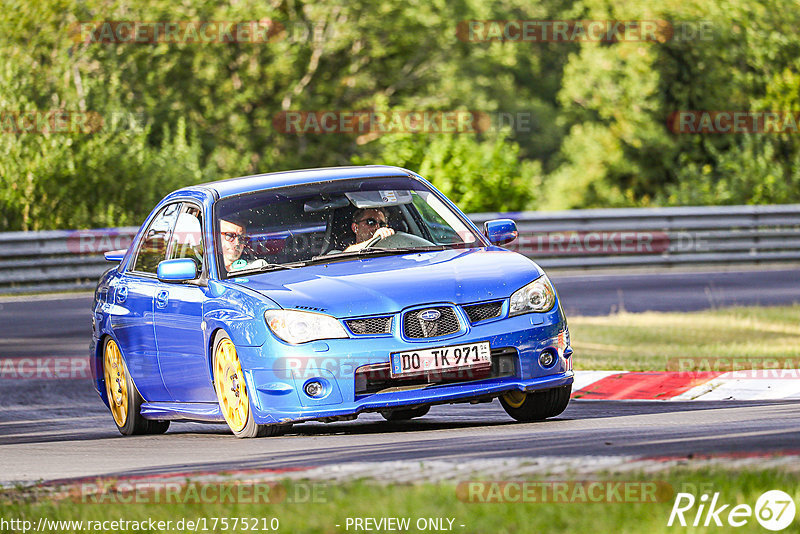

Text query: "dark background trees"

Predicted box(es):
[1, 0, 798, 230]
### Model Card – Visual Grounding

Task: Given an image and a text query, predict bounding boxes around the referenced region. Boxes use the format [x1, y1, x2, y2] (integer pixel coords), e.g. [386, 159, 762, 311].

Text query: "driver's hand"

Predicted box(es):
[373, 227, 395, 240]
[343, 227, 396, 252]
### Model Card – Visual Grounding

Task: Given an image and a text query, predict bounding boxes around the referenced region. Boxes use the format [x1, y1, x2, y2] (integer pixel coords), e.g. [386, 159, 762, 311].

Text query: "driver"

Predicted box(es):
[344, 208, 395, 252]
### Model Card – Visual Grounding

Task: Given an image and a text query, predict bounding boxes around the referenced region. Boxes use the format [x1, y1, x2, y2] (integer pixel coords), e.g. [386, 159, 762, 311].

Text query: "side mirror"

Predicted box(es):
[484, 219, 518, 246]
[104, 249, 126, 262]
[157, 258, 199, 282]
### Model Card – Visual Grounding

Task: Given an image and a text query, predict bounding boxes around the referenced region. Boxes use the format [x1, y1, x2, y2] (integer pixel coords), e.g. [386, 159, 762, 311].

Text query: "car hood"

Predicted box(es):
[230, 248, 544, 318]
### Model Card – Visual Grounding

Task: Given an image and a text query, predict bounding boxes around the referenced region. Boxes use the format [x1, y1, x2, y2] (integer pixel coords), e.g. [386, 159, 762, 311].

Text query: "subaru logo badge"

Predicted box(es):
[419, 309, 441, 322]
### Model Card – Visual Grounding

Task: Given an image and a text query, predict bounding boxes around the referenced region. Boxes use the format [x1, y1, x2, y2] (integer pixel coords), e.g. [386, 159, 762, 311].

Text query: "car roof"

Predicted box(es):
[177, 165, 415, 199]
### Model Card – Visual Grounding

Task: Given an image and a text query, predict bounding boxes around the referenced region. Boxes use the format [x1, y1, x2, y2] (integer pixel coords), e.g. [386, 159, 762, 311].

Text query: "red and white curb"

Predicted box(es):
[572, 370, 800, 401]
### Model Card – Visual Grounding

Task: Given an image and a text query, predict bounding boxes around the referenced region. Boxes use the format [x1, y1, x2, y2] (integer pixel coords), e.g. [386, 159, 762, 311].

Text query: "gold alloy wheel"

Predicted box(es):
[214, 338, 249, 432]
[502, 390, 527, 409]
[103, 339, 128, 427]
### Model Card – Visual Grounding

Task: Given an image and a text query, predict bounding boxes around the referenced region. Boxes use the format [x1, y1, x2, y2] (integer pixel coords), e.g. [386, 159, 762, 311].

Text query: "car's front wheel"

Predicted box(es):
[212, 332, 290, 438]
[103, 337, 170, 435]
[499, 385, 571, 422]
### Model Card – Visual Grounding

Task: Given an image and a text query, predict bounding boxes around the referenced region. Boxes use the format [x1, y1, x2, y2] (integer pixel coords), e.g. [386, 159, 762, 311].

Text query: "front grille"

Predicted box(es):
[355, 347, 518, 395]
[403, 306, 460, 339]
[463, 301, 503, 323]
[345, 316, 393, 335]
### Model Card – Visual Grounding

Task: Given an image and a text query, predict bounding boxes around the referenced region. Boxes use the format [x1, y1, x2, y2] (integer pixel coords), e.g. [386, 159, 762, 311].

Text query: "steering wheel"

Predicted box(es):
[362, 233, 385, 249]
[364, 231, 435, 250]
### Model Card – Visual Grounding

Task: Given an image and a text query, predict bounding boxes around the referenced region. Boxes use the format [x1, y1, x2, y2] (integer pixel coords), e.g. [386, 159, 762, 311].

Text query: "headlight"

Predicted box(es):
[264, 310, 349, 344]
[509, 275, 556, 316]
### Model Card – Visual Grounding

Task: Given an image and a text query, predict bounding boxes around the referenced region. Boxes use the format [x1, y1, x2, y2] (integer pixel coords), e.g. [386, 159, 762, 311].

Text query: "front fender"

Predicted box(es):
[202, 281, 281, 350]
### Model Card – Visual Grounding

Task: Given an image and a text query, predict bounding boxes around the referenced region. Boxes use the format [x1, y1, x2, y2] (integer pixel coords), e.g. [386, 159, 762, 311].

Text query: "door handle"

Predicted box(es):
[156, 290, 169, 309]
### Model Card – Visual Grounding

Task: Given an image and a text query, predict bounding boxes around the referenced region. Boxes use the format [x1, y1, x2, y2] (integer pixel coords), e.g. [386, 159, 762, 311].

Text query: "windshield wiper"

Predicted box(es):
[228, 261, 305, 276]
[309, 246, 447, 263]
[391, 245, 449, 253]
[309, 249, 397, 263]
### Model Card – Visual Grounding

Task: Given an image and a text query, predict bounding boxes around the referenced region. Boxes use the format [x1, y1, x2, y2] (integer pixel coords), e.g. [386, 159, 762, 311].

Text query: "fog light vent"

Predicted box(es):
[304, 380, 324, 397]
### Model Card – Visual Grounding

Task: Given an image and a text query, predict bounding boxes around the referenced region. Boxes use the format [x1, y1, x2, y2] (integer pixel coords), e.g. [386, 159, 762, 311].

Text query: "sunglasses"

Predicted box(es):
[356, 218, 388, 228]
[221, 232, 247, 244]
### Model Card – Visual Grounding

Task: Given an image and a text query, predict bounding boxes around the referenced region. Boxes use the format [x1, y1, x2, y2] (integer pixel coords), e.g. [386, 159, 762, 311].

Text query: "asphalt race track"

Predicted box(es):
[2, 380, 800, 484]
[1, 267, 799, 484]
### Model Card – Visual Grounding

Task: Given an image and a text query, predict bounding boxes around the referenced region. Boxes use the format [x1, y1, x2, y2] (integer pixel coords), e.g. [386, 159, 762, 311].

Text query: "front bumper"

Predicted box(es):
[237, 306, 573, 424]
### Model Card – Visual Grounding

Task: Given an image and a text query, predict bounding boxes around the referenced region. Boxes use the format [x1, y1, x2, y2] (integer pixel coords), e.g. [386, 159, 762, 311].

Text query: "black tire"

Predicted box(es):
[239, 421, 292, 438]
[380, 405, 431, 421]
[103, 337, 170, 436]
[499, 385, 571, 422]
[212, 331, 291, 438]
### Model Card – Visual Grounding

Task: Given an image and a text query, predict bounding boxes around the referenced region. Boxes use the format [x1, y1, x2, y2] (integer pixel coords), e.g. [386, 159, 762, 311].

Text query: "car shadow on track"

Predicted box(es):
[147, 399, 800, 438]
[2, 399, 796, 446]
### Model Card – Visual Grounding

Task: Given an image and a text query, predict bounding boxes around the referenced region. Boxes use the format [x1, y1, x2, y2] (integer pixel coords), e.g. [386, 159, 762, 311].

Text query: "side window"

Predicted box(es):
[167, 205, 204, 267]
[131, 203, 181, 274]
[411, 192, 460, 244]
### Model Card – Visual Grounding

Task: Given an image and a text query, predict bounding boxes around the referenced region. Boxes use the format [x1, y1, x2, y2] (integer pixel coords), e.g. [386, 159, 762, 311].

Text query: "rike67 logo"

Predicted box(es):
[668, 490, 796, 531]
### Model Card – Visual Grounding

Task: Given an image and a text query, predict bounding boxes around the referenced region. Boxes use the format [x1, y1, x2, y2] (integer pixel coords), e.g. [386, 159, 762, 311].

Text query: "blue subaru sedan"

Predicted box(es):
[91, 166, 573, 437]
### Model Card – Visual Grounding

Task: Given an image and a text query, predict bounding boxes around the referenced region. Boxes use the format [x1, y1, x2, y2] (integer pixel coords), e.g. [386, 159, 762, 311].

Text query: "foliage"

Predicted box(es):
[354, 131, 541, 213]
[548, 0, 800, 208]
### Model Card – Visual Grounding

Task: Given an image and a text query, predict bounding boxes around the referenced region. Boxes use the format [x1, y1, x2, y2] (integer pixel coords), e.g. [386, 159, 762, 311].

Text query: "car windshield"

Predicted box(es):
[214, 176, 484, 277]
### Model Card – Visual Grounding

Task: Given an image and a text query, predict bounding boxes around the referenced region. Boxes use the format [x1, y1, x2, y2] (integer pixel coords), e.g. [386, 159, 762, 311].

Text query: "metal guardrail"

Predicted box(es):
[1, 205, 798, 294]
[0, 227, 138, 294]
[469, 204, 800, 269]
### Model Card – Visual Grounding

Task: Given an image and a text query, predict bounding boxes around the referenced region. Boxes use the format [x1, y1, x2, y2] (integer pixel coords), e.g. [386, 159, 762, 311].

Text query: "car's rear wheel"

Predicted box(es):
[499, 385, 571, 422]
[212, 332, 290, 438]
[103, 337, 170, 435]
[380, 405, 430, 421]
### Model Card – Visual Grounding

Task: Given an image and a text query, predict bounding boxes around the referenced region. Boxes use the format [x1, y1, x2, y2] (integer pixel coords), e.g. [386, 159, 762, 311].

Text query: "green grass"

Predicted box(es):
[1, 470, 798, 533]
[569, 305, 800, 371]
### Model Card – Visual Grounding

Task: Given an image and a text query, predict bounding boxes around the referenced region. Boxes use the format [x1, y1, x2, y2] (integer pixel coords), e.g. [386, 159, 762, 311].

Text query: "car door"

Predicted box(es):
[154, 203, 216, 402]
[110, 202, 181, 402]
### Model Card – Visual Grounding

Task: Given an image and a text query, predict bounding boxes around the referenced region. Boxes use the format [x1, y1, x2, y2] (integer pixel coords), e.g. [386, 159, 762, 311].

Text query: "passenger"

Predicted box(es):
[219, 218, 248, 271]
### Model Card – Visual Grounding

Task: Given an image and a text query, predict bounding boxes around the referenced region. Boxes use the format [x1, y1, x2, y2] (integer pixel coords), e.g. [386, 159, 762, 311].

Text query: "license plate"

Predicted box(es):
[390, 341, 491, 378]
